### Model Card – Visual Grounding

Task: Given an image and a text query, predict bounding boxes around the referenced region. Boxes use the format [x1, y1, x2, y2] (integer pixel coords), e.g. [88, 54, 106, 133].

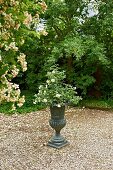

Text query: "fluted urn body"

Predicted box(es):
[47, 105, 69, 148]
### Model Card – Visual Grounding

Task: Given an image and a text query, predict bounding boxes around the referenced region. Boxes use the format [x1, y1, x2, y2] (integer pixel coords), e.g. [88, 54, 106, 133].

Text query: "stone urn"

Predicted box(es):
[47, 105, 69, 149]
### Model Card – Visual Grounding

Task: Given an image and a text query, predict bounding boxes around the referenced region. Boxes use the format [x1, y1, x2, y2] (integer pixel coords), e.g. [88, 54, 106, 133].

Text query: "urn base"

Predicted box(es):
[47, 134, 69, 149]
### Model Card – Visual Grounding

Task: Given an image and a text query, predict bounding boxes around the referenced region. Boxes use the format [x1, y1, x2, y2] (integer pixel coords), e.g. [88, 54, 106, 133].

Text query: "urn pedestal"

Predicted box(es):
[47, 105, 69, 149]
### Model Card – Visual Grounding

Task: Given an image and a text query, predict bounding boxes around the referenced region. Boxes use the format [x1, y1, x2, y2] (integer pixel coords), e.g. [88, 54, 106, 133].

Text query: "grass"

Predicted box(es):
[0, 91, 113, 114]
[79, 98, 113, 110]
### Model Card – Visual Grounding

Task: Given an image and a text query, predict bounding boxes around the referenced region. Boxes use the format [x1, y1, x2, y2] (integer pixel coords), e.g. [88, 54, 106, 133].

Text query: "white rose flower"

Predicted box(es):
[56, 94, 61, 98]
[33, 101, 36, 104]
[38, 90, 41, 93]
[39, 85, 42, 89]
[44, 90, 46, 94]
[57, 104, 61, 107]
[52, 70, 55, 74]
[43, 99, 47, 103]
[46, 80, 50, 84]
[47, 72, 51, 75]
[51, 79, 55, 82]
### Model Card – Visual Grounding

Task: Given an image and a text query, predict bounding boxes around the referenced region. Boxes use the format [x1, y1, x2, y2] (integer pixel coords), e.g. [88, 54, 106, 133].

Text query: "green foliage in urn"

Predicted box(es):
[34, 65, 82, 107]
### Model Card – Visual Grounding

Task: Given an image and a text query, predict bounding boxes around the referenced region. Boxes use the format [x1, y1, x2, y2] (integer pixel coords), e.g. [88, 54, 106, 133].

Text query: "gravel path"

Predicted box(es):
[0, 108, 113, 170]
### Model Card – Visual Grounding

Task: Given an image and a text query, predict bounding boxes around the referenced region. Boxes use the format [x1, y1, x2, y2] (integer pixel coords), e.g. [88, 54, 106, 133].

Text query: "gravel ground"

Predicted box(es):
[0, 108, 113, 170]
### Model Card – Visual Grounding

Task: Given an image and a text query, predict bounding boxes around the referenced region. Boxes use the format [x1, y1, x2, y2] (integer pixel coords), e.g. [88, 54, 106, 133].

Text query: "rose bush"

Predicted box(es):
[34, 65, 82, 107]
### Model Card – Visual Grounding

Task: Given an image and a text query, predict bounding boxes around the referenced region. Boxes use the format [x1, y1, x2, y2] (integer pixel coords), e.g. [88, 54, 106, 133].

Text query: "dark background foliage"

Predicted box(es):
[14, 0, 113, 100]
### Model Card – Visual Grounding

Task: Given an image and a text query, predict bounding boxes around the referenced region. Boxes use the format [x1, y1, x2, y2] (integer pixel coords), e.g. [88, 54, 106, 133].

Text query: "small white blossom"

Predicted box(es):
[17, 53, 27, 72]
[33, 101, 36, 104]
[17, 96, 25, 107]
[56, 94, 61, 98]
[12, 104, 16, 110]
[11, 66, 19, 78]
[51, 79, 55, 82]
[20, 39, 25, 45]
[46, 80, 50, 84]
[57, 104, 61, 107]
[9, 42, 18, 51]
[47, 71, 51, 75]
[12, 83, 19, 89]
[38, 90, 41, 93]
[24, 11, 32, 28]
[43, 99, 47, 103]
[52, 70, 56, 74]
[44, 90, 46, 94]
[39, 85, 42, 89]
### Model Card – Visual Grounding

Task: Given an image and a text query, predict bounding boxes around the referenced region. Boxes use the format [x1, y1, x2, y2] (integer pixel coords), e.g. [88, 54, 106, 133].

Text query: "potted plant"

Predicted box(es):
[34, 65, 81, 148]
